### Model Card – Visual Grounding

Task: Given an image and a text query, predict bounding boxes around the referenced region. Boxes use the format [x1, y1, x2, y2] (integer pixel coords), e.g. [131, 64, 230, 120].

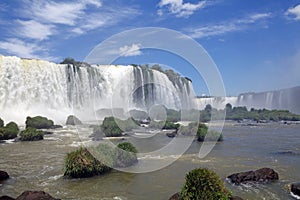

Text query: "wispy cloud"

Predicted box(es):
[187, 12, 272, 38]
[158, 0, 207, 18]
[23, 0, 101, 25]
[0, 0, 140, 60]
[119, 43, 142, 57]
[71, 7, 140, 35]
[0, 38, 43, 58]
[16, 20, 55, 41]
[285, 4, 300, 21]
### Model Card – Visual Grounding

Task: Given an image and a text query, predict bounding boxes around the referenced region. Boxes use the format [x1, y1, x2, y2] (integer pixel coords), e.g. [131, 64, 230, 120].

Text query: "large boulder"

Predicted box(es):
[26, 116, 54, 129]
[66, 115, 82, 125]
[16, 191, 60, 200]
[227, 168, 279, 184]
[291, 182, 300, 197]
[0, 170, 9, 181]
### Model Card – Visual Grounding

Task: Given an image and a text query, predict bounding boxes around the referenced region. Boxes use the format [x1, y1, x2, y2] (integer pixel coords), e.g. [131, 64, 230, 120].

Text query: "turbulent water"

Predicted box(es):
[197, 86, 300, 114]
[0, 122, 299, 199]
[0, 55, 195, 124]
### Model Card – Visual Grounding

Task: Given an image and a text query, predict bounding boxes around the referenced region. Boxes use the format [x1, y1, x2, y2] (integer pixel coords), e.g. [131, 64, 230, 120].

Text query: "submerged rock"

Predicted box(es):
[227, 167, 279, 184]
[291, 183, 300, 197]
[166, 130, 177, 138]
[16, 191, 60, 200]
[0, 170, 9, 181]
[50, 125, 63, 129]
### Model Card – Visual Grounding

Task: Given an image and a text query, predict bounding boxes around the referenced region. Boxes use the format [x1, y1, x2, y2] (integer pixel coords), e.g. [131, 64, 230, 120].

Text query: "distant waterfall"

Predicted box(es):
[0, 55, 196, 123]
[196, 87, 300, 114]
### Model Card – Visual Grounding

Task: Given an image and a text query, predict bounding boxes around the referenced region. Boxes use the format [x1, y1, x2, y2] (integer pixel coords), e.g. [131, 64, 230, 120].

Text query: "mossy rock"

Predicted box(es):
[0, 122, 19, 140]
[20, 128, 44, 141]
[26, 116, 54, 129]
[180, 168, 231, 200]
[101, 117, 123, 137]
[66, 115, 82, 125]
[115, 142, 138, 168]
[64, 147, 111, 178]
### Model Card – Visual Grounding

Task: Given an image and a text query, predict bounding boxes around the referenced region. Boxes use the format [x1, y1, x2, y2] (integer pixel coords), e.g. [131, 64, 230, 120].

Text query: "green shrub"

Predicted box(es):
[26, 116, 54, 129]
[20, 127, 44, 141]
[0, 118, 3, 127]
[66, 115, 82, 125]
[0, 121, 19, 140]
[180, 168, 231, 200]
[64, 147, 111, 178]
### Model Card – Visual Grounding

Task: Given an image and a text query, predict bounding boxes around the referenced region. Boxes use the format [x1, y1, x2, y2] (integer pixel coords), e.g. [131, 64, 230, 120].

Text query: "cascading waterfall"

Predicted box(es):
[0, 55, 196, 123]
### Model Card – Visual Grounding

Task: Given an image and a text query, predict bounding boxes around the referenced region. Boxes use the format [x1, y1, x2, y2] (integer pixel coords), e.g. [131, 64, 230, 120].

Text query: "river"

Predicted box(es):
[1, 122, 300, 200]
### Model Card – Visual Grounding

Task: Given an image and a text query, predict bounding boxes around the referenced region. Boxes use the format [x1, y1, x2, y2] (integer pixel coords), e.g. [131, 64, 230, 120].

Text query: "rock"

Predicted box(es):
[169, 193, 180, 200]
[230, 196, 244, 200]
[227, 168, 279, 184]
[16, 191, 60, 200]
[166, 130, 177, 138]
[0, 170, 9, 181]
[43, 131, 53, 135]
[66, 115, 82, 125]
[50, 125, 63, 129]
[0, 196, 15, 200]
[291, 182, 300, 197]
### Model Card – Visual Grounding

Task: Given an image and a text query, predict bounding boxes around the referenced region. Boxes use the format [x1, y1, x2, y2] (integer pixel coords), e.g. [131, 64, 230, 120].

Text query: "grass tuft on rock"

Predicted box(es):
[64, 147, 111, 178]
[180, 168, 231, 200]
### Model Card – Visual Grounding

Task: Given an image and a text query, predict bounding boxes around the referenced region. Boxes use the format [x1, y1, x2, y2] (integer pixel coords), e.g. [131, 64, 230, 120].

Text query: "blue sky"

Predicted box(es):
[0, 0, 300, 96]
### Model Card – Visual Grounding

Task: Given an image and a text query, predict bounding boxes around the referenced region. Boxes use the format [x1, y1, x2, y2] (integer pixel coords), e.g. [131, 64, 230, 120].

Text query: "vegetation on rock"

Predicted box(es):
[20, 128, 44, 141]
[26, 116, 54, 129]
[64, 146, 111, 178]
[180, 168, 231, 200]
[0, 121, 19, 140]
[179, 122, 223, 142]
[115, 142, 138, 168]
[93, 117, 139, 137]
[149, 120, 180, 130]
[64, 142, 139, 178]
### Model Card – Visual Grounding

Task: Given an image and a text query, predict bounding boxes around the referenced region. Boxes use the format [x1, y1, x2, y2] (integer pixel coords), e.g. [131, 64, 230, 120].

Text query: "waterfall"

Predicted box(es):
[196, 87, 300, 114]
[0, 55, 196, 123]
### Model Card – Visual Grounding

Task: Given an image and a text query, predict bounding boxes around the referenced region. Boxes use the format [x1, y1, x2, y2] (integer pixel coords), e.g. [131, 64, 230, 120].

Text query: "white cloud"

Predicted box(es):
[285, 4, 300, 21]
[188, 12, 271, 38]
[0, 38, 42, 58]
[24, 0, 101, 25]
[119, 43, 142, 57]
[16, 20, 55, 40]
[158, 0, 206, 18]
